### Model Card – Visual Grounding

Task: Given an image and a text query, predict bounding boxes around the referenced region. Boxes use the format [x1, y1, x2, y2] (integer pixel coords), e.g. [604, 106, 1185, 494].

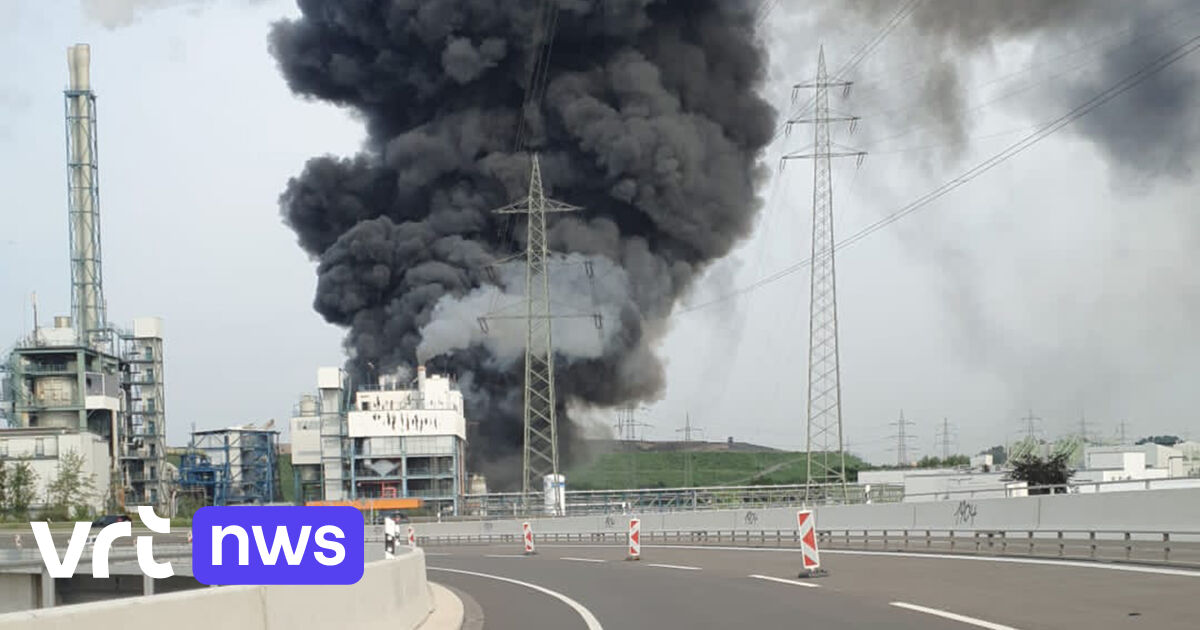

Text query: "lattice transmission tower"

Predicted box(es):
[492, 155, 581, 496]
[783, 47, 865, 497]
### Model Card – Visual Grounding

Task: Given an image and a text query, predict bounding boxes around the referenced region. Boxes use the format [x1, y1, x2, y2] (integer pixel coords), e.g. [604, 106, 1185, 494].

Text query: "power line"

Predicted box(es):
[677, 30, 1200, 316]
[770, 0, 922, 144]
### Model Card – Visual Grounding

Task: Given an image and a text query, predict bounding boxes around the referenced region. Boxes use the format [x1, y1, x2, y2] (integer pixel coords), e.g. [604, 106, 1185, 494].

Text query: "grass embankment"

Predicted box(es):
[565, 451, 866, 490]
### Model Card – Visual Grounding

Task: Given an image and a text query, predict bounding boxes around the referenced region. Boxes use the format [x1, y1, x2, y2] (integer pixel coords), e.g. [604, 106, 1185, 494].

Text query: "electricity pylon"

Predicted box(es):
[783, 47, 866, 499]
[492, 154, 581, 497]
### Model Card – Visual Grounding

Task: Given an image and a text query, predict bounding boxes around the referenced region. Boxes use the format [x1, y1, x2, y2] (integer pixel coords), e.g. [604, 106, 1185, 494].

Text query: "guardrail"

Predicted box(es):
[0, 544, 194, 572]
[433, 476, 1200, 520]
[436, 482, 907, 520]
[417, 528, 1200, 569]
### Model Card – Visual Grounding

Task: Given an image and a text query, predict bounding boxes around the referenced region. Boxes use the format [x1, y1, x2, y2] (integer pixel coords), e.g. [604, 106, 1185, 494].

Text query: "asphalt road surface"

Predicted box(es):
[425, 543, 1200, 630]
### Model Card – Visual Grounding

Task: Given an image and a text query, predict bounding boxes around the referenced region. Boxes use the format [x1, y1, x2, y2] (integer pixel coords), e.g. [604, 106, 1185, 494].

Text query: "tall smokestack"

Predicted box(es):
[65, 43, 106, 348]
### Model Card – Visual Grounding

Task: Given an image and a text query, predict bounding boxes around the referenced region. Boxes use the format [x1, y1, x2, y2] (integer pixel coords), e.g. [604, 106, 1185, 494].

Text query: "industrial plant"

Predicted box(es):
[0, 45, 168, 514]
[290, 365, 468, 515]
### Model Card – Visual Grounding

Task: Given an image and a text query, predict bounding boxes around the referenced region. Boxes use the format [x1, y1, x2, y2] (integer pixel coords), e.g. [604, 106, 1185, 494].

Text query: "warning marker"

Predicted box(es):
[186, 529, 192, 546]
[626, 518, 641, 561]
[407, 525, 417, 549]
[522, 521, 537, 556]
[796, 510, 827, 578]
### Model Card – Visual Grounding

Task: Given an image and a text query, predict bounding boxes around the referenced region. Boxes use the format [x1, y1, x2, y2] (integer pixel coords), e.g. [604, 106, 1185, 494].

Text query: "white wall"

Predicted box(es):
[0, 551, 433, 630]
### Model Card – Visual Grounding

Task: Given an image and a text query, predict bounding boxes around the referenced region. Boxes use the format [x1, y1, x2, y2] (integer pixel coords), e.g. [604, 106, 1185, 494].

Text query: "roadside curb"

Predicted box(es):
[417, 582, 465, 630]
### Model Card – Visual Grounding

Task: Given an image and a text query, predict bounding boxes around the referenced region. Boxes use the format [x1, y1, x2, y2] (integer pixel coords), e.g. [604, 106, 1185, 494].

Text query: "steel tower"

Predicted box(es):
[784, 47, 865, 498]
[494, 154, 580, 496]
[65, 44, 108, 349]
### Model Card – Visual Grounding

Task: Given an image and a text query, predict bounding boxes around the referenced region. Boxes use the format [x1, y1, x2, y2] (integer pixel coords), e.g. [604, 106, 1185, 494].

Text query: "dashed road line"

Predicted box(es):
[484, 554, 529, 559]
[645, 563, 701, 571]
[748, 574, 821, 588]
[561, 557, 607, 563]
[891, 601, 1019, 630]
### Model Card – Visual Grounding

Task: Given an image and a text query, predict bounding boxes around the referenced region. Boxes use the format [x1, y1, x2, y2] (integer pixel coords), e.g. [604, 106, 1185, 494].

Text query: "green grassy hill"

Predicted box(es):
[565, 450, 866, 490]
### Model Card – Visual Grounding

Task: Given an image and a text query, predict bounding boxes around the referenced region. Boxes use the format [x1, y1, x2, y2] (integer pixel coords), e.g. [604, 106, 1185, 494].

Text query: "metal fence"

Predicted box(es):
[416, 528, 1200, 569]
[433, 476, 1200, 521]
[440, 482, 906, 521]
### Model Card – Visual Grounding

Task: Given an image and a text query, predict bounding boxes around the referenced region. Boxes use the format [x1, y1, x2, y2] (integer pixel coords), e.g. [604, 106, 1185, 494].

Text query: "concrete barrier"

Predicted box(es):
[0, 549, 434, 630]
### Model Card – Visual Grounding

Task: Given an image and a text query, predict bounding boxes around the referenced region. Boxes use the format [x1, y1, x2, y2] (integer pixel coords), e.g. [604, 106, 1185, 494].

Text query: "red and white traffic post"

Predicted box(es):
[522, 521, 537, 556]
[407, 525, 417, 549]
[796, 509, 827, 578]
[626, 517, 641, 561]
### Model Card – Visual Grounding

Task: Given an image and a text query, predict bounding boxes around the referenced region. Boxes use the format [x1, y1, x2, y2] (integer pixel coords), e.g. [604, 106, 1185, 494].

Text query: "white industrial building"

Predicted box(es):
[291, 365, 467, 514]
[0, 428, 111, 514]
[1075, 444, 1187, 482]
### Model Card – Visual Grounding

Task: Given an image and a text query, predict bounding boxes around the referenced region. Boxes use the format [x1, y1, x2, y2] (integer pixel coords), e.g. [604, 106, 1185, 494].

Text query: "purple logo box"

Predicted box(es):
[192, 506, 364, 585]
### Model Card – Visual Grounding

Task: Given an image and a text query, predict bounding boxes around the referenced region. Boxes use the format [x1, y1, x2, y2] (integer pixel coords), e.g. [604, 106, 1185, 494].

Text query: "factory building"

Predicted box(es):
[0, 427, 112, 515]
[178, 427, 280, 505]
[0, 45, 168, 513]
[291, 366, 468, 515]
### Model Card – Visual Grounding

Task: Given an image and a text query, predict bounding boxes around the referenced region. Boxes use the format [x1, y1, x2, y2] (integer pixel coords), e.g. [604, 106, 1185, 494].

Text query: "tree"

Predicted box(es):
[1006, 452, 1074, 494]
[0, 464, 8, 521]
[46, 451, 95, 521]
[1136, 435, 1182, 447]
[5, 462, 37, 520]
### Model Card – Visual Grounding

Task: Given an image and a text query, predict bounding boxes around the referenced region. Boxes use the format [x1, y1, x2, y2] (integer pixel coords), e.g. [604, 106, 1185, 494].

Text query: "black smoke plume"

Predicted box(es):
[269, 0, 775, 487]
[833, 0, 1200, 178]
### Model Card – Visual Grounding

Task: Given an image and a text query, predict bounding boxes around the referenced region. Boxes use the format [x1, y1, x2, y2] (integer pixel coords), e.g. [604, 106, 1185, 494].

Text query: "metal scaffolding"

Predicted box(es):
[180, 428, 279, 505]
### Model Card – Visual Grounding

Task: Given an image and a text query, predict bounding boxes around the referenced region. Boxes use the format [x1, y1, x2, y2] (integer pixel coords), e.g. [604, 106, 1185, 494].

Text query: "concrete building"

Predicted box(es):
[0, 427, 111, 514]
[858, 467, 1028, 502]
[291, 365, 468, 514]
[1075, 444, 1186, 482]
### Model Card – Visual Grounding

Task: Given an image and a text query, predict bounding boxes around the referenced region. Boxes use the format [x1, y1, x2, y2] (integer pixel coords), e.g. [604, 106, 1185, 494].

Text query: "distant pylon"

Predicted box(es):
[890, 410, 917, 466]
[493, 154, 581, 497]
[783, 47, 866, 497]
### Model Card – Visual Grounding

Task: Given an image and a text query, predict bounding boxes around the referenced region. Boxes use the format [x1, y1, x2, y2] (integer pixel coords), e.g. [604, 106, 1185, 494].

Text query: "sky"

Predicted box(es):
[1, 0, 1198, 466]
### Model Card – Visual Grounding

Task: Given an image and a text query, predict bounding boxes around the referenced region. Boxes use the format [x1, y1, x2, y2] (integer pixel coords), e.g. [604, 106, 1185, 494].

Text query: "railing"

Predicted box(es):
[438, 482, 906, 520]
[440, 476, 1200, 521]
[417, 528, 1200, 569]
[0, 544, 193, 572]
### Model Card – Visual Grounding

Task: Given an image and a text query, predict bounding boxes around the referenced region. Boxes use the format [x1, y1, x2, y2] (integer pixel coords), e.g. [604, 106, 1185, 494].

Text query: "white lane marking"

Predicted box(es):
[538, 544, 1200, 579]
[484, 554, 529, 559]
[890, 601, 1019, 630]
[429, 567, 604, 630]
[748, 574, 821, 588]
[645, 563, 701, 571]
[561, 557, 606, 563]
[424, 552, 453, 557]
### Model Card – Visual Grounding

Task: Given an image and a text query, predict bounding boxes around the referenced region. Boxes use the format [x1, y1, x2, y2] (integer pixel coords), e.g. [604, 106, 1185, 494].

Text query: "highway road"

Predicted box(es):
[425, 543, 1200, 629]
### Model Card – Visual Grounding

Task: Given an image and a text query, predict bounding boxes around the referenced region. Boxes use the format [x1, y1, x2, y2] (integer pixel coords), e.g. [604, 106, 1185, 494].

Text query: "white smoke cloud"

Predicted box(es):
[417, 254, 629, 365]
